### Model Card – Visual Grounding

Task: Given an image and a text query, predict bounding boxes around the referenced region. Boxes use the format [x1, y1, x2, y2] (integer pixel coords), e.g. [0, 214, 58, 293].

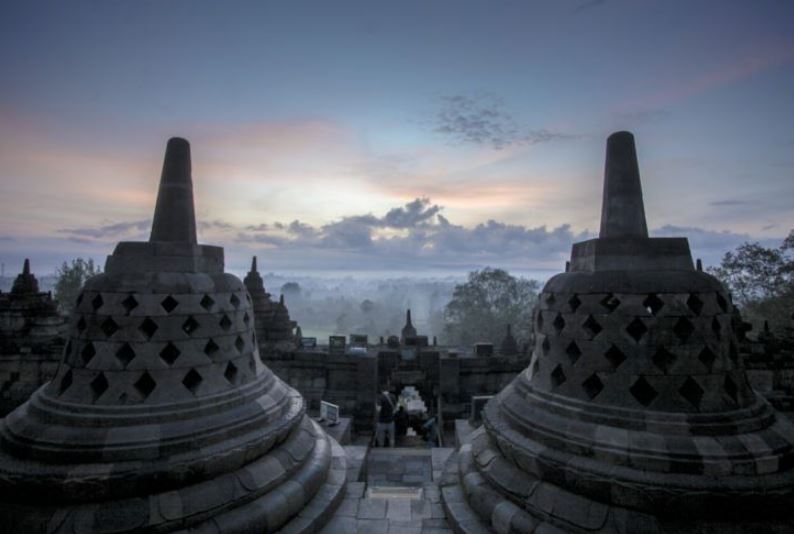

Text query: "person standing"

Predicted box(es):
[376, 389, 397, 447]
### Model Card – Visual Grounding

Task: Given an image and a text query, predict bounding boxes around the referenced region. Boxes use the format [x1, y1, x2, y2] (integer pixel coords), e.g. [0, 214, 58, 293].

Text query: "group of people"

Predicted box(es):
[375, 388, 439, 448]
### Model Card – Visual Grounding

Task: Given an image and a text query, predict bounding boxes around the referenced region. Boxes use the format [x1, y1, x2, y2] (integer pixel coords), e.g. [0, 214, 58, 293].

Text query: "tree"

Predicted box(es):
[444, 267, 539, 347]
[708, 230, 794, 331]
[280, 282, 301, 298]
[54, 258, 101, 314]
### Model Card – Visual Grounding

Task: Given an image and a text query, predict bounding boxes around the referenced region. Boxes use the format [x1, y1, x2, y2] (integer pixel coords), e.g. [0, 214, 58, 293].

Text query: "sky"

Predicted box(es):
[0, 0, 792, 279]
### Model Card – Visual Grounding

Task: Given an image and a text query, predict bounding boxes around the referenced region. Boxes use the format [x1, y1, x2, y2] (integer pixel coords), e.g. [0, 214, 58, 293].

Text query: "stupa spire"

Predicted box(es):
[149, 137, 197, 243]
[406, 309, 413, 326]
[599, 131, 648, 238]
[22, 258, 30, 275]
[251, 255, 258, 273]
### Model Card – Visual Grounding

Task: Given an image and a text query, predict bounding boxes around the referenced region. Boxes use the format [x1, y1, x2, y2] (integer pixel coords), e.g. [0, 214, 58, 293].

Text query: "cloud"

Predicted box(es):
[59, 220, 150, 239]
[238, 197, 590, 271]
[433, 94, 577, 150]
[572, 0, 607, 14]
[709, 199, 753, 207]
[612, 108, 671, 126]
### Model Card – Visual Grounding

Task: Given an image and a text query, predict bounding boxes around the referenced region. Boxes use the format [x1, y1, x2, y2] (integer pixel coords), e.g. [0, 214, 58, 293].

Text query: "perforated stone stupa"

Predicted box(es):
[441, 131, 794, 533]
[0, 138, 346, 533]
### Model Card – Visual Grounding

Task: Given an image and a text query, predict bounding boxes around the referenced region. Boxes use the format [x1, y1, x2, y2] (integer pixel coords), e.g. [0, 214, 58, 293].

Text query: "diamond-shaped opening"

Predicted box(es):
[200, 294, 215, 311]
[643, 293, 664, 316]
[139, 317, 159, 339]
[545, 293, 556, 306]
[204, 339, 220, 356]
[230, 293, 241, 309]
[686, 294, 704, 316]
[101, 316, 119, 338]
[219, 314, 233, 331]
[724, 375, 738, 404]
[183, 369, 202, 395]
[626, 317, 647, 342]
[582, 373, 604, 400]
[565, 341, 582, 365]
[716, 293, 728, 313]
[116, 343, 136, 367]
[711, 317, 722, 339]
[652, 347, 677, 374]
[536, 312, 544, 331]
[91, 294, 104, 310]
[630, 377, 658, 407]
[81, 342, 96, 364]
[679, 377, 705, 409]
[600, 293, 621, 313]
[160, 342, 181, 365]
[553, 313, 566, 334]
[182, 316, 199, 335]
[90, 372, 109, 402]
[121, 294, 139, 314]
[243, 312, 250, 326]
[698, 347, 717, 372]
[568, 294, 581, 313]
[76, 292, 84, 306]
[541, 337, 551, 355]
[224, 361, 238, 385]
[135, 371, 156, 399]
[604, 344, 626, 369]
[160, 295, 179, 314]
[235, 336, 245, 353]
[582, 315, 602, 338]
[550, 364, 566, 387]
[58, 369, 73, 395]
[77, 316, 87, 333]
[673, 317, 695, 342]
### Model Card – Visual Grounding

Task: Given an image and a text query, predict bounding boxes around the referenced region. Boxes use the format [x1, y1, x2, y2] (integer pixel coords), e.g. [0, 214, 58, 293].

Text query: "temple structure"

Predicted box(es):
[0, 259, 65, 415]
[441, 132, 794, 533]
[499, 324, 519, 356]
[0, 138, 346, 533]
[401, 308, 417, 343]
[243, 257, 297, 345]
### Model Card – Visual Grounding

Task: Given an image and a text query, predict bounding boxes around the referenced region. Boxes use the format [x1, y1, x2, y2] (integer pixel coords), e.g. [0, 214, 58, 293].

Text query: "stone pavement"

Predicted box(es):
[322, 447, 455, 533]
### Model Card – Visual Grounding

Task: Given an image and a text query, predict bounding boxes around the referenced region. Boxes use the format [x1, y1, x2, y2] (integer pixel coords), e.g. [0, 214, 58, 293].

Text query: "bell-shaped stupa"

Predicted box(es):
[441, 131, 794, 533]
[0, 138, 346, 533]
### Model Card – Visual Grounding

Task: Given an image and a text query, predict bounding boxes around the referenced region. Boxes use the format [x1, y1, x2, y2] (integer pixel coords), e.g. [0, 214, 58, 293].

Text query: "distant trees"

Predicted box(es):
[54, 258, 101, 314]
[443, 267, 539, 347]
[709, 230, 794, 330]
[280, 282, 302, 298]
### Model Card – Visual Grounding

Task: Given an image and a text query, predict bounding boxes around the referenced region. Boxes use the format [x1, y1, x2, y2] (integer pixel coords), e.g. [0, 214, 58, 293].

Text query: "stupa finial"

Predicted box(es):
[22, 258, 30, 275]
[150, 137, 197, 243]
[251, 255, 258, 273]
[599, 131, 648, 239]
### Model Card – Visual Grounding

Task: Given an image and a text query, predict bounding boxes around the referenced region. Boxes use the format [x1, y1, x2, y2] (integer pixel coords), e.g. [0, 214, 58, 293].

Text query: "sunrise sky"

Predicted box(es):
[1, 1, 792, 278]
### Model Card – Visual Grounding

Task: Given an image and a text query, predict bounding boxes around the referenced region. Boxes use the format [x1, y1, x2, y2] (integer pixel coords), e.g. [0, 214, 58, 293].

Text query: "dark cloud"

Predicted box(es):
[434, 94, 577, 150]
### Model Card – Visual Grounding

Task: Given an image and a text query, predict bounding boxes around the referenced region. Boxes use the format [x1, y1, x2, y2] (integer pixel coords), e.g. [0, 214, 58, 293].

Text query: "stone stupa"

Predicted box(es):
[441, 131, 794, 533]
[0, 138, 346, 533]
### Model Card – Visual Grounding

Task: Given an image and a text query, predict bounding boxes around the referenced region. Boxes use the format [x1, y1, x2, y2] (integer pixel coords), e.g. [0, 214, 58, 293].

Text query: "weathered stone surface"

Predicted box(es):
[441, 131, 794, 533]
[0, 138, 345, 533]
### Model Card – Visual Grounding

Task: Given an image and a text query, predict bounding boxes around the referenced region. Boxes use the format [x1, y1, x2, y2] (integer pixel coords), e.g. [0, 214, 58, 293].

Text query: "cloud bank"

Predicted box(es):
[45, 197, 784, 276]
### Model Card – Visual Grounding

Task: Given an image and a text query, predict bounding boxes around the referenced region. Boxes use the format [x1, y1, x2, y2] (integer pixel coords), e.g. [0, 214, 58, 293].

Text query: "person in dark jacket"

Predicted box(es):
[394, 405, 409, 445]
[375, 389, 397, 447]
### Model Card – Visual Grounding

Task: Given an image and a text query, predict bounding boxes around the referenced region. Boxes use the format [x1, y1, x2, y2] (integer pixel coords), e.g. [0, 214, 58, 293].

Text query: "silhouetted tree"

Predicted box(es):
[709, 230, 794, 331]
[444, 267, 539, 347]
[54, 258, 101, 314]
